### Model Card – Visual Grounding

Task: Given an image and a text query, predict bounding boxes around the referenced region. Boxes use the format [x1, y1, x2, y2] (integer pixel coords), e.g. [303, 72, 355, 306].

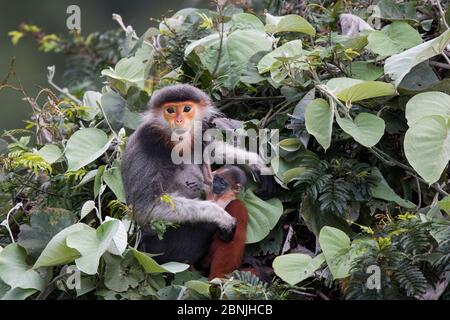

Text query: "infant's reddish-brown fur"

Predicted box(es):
[207, 199, 248, 280]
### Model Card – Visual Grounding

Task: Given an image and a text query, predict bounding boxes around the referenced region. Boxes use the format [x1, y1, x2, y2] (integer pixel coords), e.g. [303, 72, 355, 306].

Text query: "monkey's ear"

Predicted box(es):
[233, 184, 242, 193]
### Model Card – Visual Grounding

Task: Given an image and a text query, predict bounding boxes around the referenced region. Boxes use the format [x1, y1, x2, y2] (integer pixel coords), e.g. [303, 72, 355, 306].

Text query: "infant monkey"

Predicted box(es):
[204, 165, 249, 280]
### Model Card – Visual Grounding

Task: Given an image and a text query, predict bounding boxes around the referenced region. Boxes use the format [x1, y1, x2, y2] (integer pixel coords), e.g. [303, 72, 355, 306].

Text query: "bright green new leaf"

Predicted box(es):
[0, 244, 45, 291]
[265, 13, 315, 36]
[65, 128, 113, 172]
[33, 223, 91, 269]
[385, 29, 450, 86]
[404, 116, 450, 184]
[279, 138, 302, 152]
[37, 144, 62, 164]
[273, 253, 325, 286]
[66, 220, 120, 275]
[438, 196, 450, 214]
[305, 98, 334, 150]
[336, 113, 385, 147]
[367, 21, 422, 57]
[239, 189, 283, 244]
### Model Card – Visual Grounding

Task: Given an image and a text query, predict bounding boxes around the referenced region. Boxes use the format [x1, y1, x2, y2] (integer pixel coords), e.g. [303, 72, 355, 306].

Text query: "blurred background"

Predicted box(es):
[0, 0, 210, 130]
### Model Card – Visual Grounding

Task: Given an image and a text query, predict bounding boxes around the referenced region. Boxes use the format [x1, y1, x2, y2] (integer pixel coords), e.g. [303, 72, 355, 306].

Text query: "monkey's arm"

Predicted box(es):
[206, 140, 273, 176]
[143, 195, 236, 232]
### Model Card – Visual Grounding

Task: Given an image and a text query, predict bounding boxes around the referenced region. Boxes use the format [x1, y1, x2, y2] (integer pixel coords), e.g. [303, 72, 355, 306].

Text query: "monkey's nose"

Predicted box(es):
[175, 119, 184, 126]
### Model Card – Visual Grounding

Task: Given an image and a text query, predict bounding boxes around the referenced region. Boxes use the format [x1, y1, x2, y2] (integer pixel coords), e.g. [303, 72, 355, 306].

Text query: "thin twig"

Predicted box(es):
[430, 60, 450, 69]
[435, 0, 449, 30]
[47, 66, 82, 105]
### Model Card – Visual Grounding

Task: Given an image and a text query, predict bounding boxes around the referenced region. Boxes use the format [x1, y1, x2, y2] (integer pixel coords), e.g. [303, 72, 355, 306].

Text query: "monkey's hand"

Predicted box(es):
[250, 163, 277, 197]
[218, 222, 236, 242]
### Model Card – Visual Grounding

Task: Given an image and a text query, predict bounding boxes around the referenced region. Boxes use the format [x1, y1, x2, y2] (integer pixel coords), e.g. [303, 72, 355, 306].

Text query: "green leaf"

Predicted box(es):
[103, 252, 144, 293]
[101, 43, 154, 90]
[279, 138, 301, 152]
[326, 78, 396, 103]
[367, 21, 422, 57]
[273, 253, 325, 286]
[373, 0, 418, 22]
[81, 91, 102, 121]
[336, 113, 385, 147]
[103, 163, 126, 203]
[305, 98, 334, 150]
[18, 208, 78, 260]
[131, 249, 189, 274]
[257, 40, 303, 74]
[101, 91, 143, 131]
[370, 168, 416, 209]
[65, 128, 113, 172]
[385, 29, 450, 86]
[404, 116, 450, 184]
[230, 13, 265, 32]
[319, 227, 352, 279]
[265, 13, 315, 36]
[300, 196, 350, 236]
[405, 91, 450, 127]
[239, 189, 283, 244]
[185, 30, 272, 89]
[37, 145, 62, 164]
[66, 220, 120, 275]
[33, 223, 91, 269]
[350, 61, 383, 81]
[438, 196, 450, 214]
[0, 244, 45, 291]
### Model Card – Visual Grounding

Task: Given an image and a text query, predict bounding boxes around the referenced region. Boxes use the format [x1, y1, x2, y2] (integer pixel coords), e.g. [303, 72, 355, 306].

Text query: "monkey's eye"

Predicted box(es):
[183, 106, 192, 113]
[166, 107, 175, 114]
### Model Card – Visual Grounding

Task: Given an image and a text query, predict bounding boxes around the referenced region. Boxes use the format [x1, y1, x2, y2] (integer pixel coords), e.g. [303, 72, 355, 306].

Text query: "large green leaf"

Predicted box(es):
[81, 91, 102, 121]
[103, 252, 144, 292]
[239, 189, 283, 244]
[65, 128, 113, 172]
[367, 21, 422, 57]
[101, 43, 154, 90]
[372, 0, 418, 22]
[350, 61, 383, 81]
[326, 78, 396, 104]
[36, 145, 62, 164]
[0, 244, 45, 291]
[257, 40, 303, 74]
[404, 116, 450, 184]
[319, 227, 352, 279]
[103, 163, 126, 203]
[18, 208, 77, 260]
[336, 113, 385, 147]
[101, 91, 143, 131]
[385, 29, 450, 86]
[405, 91, 450, 127]
[0, 279, 37, 300]
[66, 220, 120, 275]
[273, 253, 325, 286]
[370, 168, 416, 209]
[265, 13, 315, 36]
[229, 13, 265, 32]
[185, 30, 272, 88]
[131, 249, 189, 274]
[305, 98, 334, 151]
[33, 223, 91, 269]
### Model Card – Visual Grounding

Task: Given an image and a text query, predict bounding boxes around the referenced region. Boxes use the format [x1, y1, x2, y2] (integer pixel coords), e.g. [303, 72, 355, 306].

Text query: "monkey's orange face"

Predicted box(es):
[162, 101, 198, 131]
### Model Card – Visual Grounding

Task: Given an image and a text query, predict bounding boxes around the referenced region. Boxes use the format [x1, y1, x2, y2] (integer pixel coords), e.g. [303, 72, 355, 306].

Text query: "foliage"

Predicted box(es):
[1, 0, 450, 300]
